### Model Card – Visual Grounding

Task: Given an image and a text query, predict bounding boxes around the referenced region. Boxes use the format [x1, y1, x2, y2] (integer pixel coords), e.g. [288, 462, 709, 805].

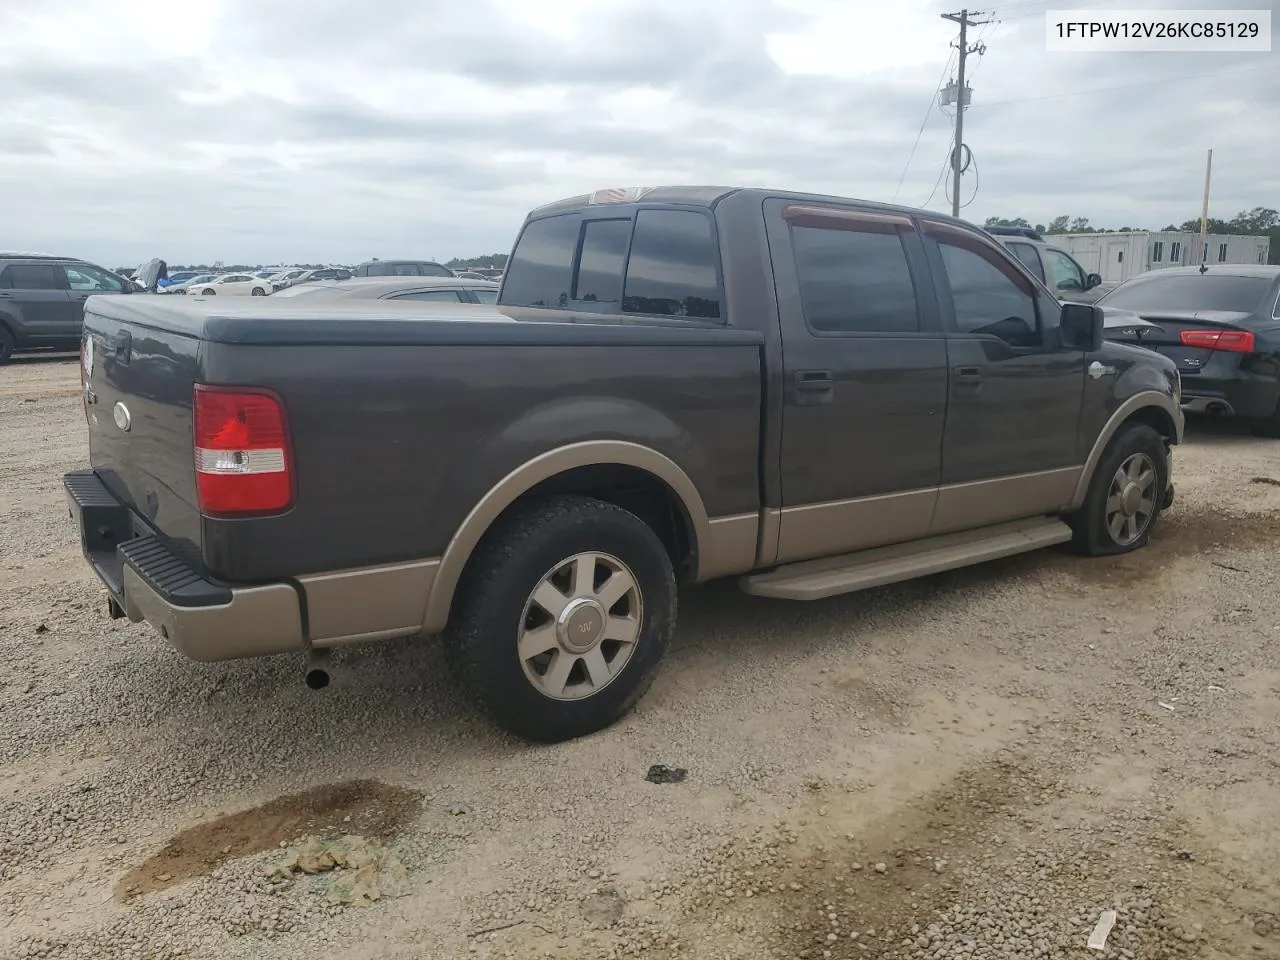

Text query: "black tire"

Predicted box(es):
[201, 288, 216, 296]
[251, 287, 266, 296]
[0, 323, 13, 364]
[443, 494, 677, 743]
[1068, 422, 1167, 556]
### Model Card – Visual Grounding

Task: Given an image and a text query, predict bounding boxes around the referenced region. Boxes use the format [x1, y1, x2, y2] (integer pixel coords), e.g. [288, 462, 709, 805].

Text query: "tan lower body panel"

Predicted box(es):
[297, 560, 439, 648]
[929, 467, 1081, 537]
[740, 516, 1073, 601]
[774, 488, 937, 566]
[697, 513, 761, 581]
[122, 565, 305, 662]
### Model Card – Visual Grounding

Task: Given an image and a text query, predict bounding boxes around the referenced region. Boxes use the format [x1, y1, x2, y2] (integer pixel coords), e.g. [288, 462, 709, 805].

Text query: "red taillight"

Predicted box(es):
[1179, 328, 1255, 353]
[192, 384, 294, 516]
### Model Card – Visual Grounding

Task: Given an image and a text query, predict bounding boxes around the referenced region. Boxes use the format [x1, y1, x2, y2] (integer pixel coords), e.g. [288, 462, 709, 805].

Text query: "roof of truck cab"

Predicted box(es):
[528, 185, 984, 231]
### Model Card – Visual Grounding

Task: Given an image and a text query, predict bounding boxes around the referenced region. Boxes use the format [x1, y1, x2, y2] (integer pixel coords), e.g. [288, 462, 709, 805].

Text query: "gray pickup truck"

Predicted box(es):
[64, 185, 1183, 743]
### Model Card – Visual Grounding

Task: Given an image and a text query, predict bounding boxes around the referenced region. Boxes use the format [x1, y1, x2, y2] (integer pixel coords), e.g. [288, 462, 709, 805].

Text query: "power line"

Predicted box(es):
[891, 47, 957, 202]
[922, 135, 956, 209]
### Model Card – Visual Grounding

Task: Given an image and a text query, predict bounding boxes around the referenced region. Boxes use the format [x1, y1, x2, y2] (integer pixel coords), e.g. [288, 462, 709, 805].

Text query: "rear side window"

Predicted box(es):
[622, 210, 721, 319]
[573, 218, 630, 303]
[0, 264, 63, 290]
[501, 213, 581, 308]
[791, 226, 919, 333]
[470, 287, 498, 304]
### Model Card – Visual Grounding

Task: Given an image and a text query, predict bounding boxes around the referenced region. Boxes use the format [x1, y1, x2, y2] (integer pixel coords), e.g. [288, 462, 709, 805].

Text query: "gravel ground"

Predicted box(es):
[3, 357, 1280, 960]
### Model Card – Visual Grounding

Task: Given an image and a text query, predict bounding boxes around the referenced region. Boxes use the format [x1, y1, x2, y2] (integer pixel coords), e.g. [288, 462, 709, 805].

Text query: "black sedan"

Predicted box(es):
[1098, 265, 1280, 435]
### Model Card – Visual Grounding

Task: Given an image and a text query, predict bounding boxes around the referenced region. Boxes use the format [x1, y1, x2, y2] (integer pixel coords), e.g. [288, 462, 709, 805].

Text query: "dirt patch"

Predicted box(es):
[1051, 505, 1280, 588]
[1249, 476, 1280, 487]
[116, 779, 422, 900]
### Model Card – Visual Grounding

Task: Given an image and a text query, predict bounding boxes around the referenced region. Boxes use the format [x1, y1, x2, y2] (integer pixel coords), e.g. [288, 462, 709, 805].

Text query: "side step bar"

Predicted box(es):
[740, 517, 1073, 601]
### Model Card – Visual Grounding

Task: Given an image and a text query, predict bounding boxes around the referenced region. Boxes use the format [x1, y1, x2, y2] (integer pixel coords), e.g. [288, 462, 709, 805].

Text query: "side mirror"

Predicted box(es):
[1060, 303, 1104, 352]
[1085, 273, 1103, 290]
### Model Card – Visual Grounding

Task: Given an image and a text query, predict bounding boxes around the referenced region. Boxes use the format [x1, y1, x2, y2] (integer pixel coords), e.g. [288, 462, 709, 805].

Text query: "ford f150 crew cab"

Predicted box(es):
[65, 185, 1184, 743]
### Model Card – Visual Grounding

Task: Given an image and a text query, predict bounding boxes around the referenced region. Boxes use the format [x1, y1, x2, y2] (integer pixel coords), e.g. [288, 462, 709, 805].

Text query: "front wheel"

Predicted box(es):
[251, 287, 266, 296]
[1068, 422, 1167, 556]
[201, 288, 216, 296]
[443, 495, 677, 743]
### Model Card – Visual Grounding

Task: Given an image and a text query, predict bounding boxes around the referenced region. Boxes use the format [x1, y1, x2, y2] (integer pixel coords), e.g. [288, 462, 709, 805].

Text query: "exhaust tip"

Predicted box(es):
[305, 668, 330, 690]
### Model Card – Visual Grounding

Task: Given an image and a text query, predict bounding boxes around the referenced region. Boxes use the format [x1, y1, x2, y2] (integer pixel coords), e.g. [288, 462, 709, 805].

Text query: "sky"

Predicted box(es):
[0, 0, 1276, 267]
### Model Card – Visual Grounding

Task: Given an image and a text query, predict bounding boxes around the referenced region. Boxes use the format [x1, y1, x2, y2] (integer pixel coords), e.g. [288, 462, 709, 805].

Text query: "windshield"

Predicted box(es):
[1100, 274, 1272, 313]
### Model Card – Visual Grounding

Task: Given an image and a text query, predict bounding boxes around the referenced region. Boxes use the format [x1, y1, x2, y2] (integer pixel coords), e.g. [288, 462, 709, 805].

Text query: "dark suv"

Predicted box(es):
[0, 254, 135, 362]
[351, 259, 454, 278]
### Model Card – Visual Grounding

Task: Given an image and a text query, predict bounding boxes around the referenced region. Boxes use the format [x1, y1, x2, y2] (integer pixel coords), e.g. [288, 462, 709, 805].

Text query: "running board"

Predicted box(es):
[740, 517, 1073, 601]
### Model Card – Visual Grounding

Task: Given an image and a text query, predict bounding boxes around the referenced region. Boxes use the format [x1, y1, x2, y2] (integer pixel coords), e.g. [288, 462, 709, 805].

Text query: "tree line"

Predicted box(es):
[983, 207, 1279, 264]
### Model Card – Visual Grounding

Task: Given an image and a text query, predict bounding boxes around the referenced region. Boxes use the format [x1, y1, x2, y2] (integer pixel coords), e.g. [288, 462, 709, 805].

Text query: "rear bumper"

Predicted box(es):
[63, 470, 305, 662]
[1178, 369, 1280, 420]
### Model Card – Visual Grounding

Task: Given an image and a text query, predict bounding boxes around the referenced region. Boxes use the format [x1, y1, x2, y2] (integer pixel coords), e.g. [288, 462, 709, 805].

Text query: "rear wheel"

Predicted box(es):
[251, 287, 266, 296]
[0, 324, 13, 364]
[201, 288, 216, 296]
[443, 494, 677, 743]
[1068, 422, 1167, 556]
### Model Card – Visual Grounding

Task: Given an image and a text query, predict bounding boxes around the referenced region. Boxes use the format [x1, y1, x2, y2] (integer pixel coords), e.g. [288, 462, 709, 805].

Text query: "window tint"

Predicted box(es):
[1043, 248, 1085, 291]
[1100, 275, 1272, 313]
[791, 226, 919, 333]
[500, 213, 581, 308]
[0, 264, 63, 290]
[937, 242, 1039, 346]
[573, 218, 630, 303]
[1005, 242, 1045, 282]
[622, 210, 721, 319]
[390, 290, 463, 302]
[64, 264, 124, 292]
[1152, 241, 1164, 263]
[470, 287, 498, 304]
[1170, 241, 1182, 262]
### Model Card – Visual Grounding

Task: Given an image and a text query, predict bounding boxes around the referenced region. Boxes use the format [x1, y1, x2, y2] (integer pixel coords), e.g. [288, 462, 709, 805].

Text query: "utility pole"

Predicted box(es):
[941, 9, 990, 217]
[1197, 148, 1213, 269]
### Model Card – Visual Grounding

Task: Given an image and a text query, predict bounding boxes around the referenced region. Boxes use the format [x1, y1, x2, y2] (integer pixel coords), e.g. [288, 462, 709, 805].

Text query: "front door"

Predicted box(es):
[765, 199, 949, 565]
[0, 263, 74, 342]
[919, 221, 1086, 535]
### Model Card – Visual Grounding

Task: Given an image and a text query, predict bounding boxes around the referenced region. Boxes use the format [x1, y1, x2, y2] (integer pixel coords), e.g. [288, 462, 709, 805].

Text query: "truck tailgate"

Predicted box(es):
[81, 297, 204, 560]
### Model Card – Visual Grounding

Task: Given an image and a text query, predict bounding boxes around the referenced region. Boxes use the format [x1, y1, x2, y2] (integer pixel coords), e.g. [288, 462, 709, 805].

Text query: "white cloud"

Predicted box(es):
[0, 0, 1275, 268]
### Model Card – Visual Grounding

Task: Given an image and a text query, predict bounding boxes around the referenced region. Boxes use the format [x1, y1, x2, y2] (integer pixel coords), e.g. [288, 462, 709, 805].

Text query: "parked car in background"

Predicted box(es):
[167, 274, 219, 295]
[65, 184, 1183, 744]
[270, 276, 500, 304]
[157, 270, 202, 290]
[185, 273, 273, 297]
[274, 267, 353, 291]
[985, 227, 1114, 304]
[1098, 265, 1280, 434]
[352, 259, 454, 278]
[268, 269, 309, 291]
[0, 253, 136, 361]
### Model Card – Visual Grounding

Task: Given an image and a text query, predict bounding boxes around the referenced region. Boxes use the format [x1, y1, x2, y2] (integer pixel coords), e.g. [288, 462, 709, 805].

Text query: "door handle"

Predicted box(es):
[954, 366, 981, 383]
[795, 369, 834, 391]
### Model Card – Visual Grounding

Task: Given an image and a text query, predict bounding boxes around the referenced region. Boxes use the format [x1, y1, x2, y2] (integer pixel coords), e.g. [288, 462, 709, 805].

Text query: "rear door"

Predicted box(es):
[765, 199, 948, 564]
[920, 220, 1086, 535]
[0, 263, 74, 342]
